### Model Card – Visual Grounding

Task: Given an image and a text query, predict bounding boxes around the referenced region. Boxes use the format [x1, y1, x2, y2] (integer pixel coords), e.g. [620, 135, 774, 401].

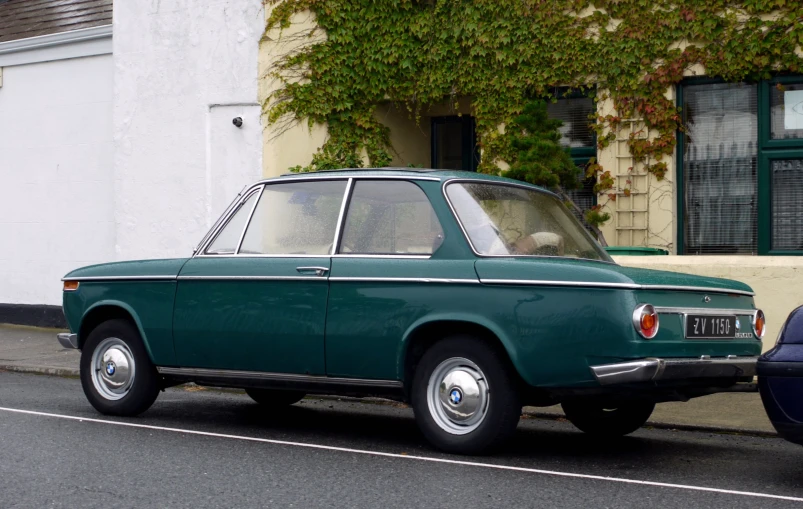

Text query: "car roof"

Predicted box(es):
[272, 167, 548, 191]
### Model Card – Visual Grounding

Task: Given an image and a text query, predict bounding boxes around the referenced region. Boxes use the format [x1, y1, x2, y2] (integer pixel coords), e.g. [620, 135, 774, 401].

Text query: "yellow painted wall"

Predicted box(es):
[375, 102, 431, 167]
[259, 10, 328, 178]
[614, 255, 803, 351]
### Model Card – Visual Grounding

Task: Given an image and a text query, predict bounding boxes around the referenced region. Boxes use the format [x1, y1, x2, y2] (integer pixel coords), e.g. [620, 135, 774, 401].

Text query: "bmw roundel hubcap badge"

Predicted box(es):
[449, 388, 463, 405]
[106, 362, 116, 376]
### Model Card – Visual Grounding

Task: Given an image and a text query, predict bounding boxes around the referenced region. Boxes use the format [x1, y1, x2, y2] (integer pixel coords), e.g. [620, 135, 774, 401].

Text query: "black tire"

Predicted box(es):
[561, 400, 655, 437]
[411, 335, 521, 455]
[245, 388, 306, 406]
[80, 319, 160, 416]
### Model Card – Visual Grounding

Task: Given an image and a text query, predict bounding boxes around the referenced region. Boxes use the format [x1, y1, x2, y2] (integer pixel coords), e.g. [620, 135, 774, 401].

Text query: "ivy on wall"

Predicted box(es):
[263, 0, 803, 227]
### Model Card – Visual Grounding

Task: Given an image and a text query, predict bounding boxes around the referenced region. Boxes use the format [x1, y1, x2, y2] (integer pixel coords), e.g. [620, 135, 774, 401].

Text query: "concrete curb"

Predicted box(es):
[0, 364, 79, 378]
[0, 364, 778, 437]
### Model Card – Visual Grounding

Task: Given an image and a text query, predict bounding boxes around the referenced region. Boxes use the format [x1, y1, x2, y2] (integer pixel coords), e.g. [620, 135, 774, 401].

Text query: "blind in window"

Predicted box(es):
[772, 159, 803, 250]
[682, 83, 758, 255]
[547, 97, 595, 149]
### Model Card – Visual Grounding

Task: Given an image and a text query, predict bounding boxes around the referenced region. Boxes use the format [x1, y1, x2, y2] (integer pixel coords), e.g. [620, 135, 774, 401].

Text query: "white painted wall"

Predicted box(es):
[0, 54, 114, 305]
[113, 0, 264, 260]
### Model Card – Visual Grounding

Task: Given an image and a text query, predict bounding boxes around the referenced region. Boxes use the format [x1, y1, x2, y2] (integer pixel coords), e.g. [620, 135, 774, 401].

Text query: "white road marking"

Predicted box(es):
[0, 405, 800, 503]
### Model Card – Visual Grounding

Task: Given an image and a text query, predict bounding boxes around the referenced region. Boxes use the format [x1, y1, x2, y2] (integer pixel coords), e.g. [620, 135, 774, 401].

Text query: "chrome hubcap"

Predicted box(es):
[426, 357, 489, 435]
[91, 338, 135, 401]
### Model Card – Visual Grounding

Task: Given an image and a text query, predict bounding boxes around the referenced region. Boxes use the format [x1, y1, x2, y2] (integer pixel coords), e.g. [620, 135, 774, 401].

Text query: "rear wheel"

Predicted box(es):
[411, 335, 521, 454]
[80, 319, 160, 416]
[245, 388, 305, 406]
[561, 400, 655, 437]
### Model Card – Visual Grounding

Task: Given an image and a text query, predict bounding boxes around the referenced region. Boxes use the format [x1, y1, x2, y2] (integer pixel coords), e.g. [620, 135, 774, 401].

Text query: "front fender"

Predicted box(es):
[80, 300, 155, 361]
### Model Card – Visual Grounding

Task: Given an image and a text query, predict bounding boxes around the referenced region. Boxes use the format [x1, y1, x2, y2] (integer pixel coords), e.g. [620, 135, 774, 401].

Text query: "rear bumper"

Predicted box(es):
[591, 356, 758, 386]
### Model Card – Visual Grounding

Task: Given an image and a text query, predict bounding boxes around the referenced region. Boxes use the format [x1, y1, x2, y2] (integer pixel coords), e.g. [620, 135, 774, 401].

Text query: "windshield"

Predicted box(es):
[445, 182, 611, 262]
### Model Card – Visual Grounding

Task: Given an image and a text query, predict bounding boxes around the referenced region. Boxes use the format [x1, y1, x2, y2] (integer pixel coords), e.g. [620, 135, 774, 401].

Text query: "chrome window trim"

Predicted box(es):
[479, 279, 756, 296]
[234, 184, 265, 255]
[156, 366, 403, 389]
[273, 174, 441, 183]
[177, 276, 326, 282]
[441, 178, 616, 265]
[193, 184, 250, 254]
[332, 254, 432, 259]
[198, 187, 263, 256]
[194, 254, 333, 259]
[331, 178, 354, 255]
[61, 275, 177, 282]
[198, 178, 349, 258]
[329, 277, 479, 284]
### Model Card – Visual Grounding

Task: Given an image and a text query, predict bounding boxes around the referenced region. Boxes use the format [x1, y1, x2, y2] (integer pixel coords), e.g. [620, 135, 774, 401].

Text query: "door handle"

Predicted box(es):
[296, 266, 329, 276]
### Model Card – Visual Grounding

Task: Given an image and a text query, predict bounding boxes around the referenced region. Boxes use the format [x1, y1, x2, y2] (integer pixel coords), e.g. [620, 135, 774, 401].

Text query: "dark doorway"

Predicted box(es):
[431, 116, 479, 171]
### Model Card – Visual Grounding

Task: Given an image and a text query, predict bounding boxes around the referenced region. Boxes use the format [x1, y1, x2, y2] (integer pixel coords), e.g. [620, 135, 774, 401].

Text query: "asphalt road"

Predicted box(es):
[0, 372, 801, 508]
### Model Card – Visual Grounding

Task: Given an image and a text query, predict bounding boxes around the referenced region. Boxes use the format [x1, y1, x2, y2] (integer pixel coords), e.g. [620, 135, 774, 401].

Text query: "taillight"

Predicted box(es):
[753, 309, 766, 339]
[633, 304, 659, 339]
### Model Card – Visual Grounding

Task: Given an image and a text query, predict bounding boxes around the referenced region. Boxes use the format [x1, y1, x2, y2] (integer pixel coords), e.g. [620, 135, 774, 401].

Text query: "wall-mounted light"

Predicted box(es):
[232, 116, 243, 128]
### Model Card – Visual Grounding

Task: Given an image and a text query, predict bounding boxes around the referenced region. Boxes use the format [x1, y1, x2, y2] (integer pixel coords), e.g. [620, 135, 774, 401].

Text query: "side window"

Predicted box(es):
[205, 190, 260, 255]
[340, 181, 444, 255]
[239, 180, 347, 255]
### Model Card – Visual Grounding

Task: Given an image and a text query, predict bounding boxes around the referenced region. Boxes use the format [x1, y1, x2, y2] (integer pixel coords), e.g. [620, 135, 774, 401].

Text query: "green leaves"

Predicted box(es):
[263, 0, 803, 197]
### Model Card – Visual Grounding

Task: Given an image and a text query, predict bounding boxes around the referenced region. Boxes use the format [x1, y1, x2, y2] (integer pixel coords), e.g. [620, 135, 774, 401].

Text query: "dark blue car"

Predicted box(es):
[758, 306, 803, 445]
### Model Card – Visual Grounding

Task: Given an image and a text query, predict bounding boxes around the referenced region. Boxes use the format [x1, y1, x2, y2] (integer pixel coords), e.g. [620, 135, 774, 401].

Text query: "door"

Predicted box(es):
[172, 179, 349, 374]
[325, 179, 478, 380]
[431, 116, 479, 171]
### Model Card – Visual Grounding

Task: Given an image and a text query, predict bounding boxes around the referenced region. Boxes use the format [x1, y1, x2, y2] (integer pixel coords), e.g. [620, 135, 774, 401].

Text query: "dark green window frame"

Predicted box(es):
[430, 116, 480, 172]
[676, 75, 803, 255]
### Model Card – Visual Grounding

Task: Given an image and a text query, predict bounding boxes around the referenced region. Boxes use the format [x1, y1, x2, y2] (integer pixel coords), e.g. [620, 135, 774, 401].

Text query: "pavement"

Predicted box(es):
[1, 372, 801, 508]
[0, 323, 777, 436]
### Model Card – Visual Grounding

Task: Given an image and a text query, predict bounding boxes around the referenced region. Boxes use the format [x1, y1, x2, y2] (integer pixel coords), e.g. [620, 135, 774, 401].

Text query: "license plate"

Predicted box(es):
[685, 315, 737, 339]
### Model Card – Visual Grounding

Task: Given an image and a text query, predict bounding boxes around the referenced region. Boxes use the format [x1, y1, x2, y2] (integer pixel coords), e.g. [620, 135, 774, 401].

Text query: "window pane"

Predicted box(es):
[205, 191, 259, 255]
[546, 96, 595, 148]
[682, 82, 758, 254]
[772, 159, 803, 250]
[446, 182, 610, 261]
[340, 181, 444, 255]
[240, 180, 347, 255]
[770, 82, 803, 140]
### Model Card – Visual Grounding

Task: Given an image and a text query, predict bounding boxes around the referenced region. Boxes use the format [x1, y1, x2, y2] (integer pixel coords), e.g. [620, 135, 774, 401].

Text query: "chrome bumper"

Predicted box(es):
[591, 356, 758, 386]
[57, 333, 79, 350]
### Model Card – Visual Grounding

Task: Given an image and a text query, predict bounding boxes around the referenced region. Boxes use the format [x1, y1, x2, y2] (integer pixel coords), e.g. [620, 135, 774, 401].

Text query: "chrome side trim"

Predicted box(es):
[234, 185, 265, 255]
[479, 279, 755, 296]
[331, 178, 354, 255]
[56, 333, 79, 349]
[655, 307, 758, 317]
[329, 277, 479, 284]
[61, 275, 177, 282]
[441, 178, 616, 265]
[156, 367, 403, 389]
[591, 356, 759, 385]
[176, 276, 326, 282]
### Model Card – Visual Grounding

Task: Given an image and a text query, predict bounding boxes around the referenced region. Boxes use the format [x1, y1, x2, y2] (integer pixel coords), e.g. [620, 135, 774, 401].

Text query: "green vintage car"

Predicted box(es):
[58, 169, 764, 453]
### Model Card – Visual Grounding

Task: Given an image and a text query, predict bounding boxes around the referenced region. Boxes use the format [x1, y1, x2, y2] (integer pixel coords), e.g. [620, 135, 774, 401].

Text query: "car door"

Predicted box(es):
[325, 179, 478, 380]
[172, 178, 349, 375]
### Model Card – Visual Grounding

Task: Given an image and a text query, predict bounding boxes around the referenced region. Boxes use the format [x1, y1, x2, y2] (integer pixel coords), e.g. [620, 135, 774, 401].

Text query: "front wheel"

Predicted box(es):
[80, 319, 160, 416]
[561, 400, 655, 437]
[411, 336, 521, 454]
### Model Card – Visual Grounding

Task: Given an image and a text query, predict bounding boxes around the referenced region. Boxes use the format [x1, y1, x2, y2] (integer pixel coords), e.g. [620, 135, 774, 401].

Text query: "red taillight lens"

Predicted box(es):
[633, 304, 659, 339]
[753, 310, 766, 339]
